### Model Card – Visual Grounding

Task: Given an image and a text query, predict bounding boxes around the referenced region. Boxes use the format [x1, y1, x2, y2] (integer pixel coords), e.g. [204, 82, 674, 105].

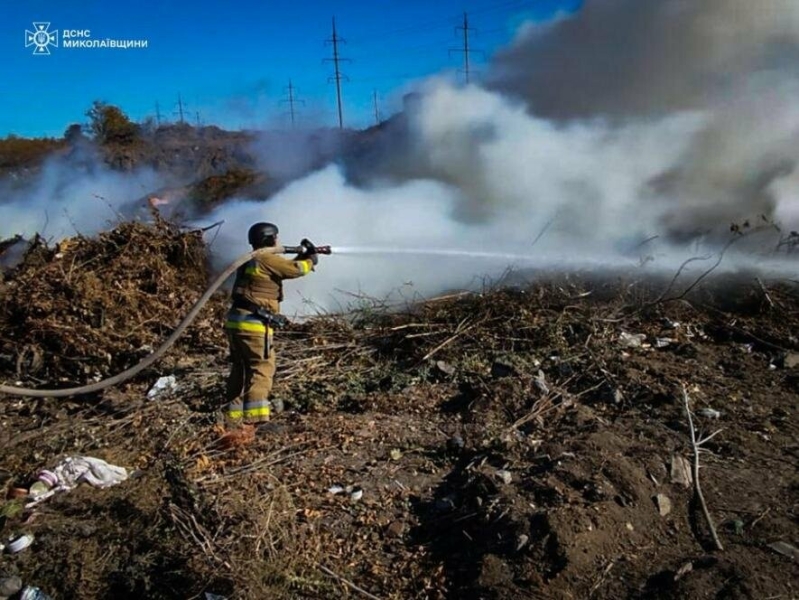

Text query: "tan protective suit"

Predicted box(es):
[224, 252, 314, 422]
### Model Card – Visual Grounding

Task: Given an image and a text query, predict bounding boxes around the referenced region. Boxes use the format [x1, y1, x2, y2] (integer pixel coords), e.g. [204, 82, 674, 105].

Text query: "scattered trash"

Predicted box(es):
[515, 534, 529, 552]
[654, 337, 674, 348]
[327, 484, 363, 502]
[0, 576, 22, 598]
[662, 318, 681, 330]
[389, 448, 403, 461]
[37, 470, 58, 488]
[204, 593, 227, 600]
[654, 494, 672, 517]
[697, 408, 721, 419]
[6, 533, 34, 553]
[52, 456, 128, 490]
[534, 370, 550, 394]
[784, 353, 799, 369]
[19, 586, 53, 600]
[146, 375, 178, 399]
[619, 332, 646, 348]
[7, 488, 27, 500]
[670, 456, 692, 488]
[674, 561, 693, 581]
[613, 388, 624, 404]
[28, 481, 50, 500]
[435, 360, 456, 376]
[768, 541, 799, 560]
[739, 343, 754, 354]
[24, 456, 129, 508]
[496, 469, 513, 485]
[625, 522, 635, 531]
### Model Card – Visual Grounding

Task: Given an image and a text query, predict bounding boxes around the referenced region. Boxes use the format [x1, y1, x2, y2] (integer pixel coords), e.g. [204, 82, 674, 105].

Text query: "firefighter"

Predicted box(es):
[224, 222, 318, 424]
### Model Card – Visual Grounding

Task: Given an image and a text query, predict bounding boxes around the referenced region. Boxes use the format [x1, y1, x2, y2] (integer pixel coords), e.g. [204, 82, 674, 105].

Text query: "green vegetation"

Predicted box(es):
[86, 100, 140, 145]
[0, 135, 64, 169]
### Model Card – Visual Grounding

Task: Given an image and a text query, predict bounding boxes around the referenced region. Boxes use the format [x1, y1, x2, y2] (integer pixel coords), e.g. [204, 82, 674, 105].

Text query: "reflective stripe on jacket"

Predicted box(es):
[224, 310, 275, 335]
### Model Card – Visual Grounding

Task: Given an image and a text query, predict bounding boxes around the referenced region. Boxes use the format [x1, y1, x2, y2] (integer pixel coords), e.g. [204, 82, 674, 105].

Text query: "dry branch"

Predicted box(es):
[682, 384, 724, 551]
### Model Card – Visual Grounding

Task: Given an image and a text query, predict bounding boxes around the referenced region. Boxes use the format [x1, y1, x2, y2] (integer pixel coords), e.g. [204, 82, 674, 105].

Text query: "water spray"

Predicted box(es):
[333, 246, 530, 261]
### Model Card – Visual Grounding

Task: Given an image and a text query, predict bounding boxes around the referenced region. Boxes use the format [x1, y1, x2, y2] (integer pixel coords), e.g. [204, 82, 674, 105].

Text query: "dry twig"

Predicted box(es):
[316, 563, 382, 600]
[682, 384, 724, 551]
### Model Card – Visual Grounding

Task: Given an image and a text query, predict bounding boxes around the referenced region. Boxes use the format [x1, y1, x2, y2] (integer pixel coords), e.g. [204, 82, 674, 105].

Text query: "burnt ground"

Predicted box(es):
[0, 223, 798, 599]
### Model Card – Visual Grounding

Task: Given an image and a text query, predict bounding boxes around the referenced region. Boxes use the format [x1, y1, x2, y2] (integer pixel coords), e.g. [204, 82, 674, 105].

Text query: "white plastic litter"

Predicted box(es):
[52, 456, 128, 490]
[619, 332, 646, 348]
[25, 457, 128, 508]
[147, 375, 179, 399]
[697, 408, 721, 419]
[7, 534, 34, 553]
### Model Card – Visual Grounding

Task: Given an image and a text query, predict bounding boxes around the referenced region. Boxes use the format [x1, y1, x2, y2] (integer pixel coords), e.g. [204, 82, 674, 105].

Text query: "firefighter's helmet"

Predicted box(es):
[248, 222, 279, 248]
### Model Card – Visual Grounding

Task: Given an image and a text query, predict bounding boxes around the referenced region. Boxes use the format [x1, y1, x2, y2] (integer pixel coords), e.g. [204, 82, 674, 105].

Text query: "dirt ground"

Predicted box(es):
[1, 223, 798, 599]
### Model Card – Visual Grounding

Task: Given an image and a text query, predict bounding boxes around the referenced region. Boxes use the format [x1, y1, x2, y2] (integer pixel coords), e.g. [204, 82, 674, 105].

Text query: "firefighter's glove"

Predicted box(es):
[300, 238, 319, 265]
[300, 238, 317, 254]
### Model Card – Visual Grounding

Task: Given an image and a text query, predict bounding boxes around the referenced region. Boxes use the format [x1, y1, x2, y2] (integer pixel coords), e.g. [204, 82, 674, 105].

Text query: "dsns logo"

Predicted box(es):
[25, 22, 59, 55]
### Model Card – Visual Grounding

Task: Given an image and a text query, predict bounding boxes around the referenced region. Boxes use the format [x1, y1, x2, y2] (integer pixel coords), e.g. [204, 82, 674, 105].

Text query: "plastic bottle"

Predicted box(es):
[28, 482, 50, 498]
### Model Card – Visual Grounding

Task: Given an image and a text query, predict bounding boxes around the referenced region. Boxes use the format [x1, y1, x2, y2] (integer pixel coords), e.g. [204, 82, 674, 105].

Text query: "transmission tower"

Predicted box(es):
[175, 93, 186, 124]
[324, 17, 350, 129]
[155, 101, 162, 126]
[281, 79, 305, 128]
[449, 12, 482, 84]
[372, 89, 381, 125]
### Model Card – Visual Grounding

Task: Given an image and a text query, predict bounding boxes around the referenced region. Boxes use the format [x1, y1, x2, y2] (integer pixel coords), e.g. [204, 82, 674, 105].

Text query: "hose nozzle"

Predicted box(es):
[282, 244, 332, 255]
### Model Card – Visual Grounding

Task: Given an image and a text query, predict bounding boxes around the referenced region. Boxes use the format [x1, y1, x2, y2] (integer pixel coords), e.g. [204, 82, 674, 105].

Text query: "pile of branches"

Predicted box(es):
[0, 220, 225, 385]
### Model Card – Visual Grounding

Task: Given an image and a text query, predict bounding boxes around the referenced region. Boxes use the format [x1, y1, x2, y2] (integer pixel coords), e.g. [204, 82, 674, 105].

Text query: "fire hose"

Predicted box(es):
[0, 243, 331, 398]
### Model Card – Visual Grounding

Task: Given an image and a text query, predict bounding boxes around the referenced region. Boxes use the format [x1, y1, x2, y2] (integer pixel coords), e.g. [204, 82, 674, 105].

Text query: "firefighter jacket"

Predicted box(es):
[224, 252, 314, 335]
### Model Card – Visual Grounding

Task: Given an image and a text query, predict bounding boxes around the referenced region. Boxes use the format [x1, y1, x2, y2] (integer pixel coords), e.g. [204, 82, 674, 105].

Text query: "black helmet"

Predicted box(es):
[248, 222, 279, 248]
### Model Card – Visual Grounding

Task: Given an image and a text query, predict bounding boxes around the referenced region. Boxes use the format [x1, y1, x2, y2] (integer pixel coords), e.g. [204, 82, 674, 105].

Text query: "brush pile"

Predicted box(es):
[0, 220, 226, 386]
[0, 222, 798, 599]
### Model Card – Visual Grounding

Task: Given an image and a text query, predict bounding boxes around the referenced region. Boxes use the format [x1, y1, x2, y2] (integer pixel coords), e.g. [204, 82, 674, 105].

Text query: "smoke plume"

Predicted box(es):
[0, 147, 164, 243]
[5, 0, 799, 316]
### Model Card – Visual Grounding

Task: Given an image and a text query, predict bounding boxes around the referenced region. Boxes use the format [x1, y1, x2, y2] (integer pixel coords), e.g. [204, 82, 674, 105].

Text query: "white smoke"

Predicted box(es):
[0, 149, 164, 242]
[5, 0, 799, 317]
[202, 67, 799, 313]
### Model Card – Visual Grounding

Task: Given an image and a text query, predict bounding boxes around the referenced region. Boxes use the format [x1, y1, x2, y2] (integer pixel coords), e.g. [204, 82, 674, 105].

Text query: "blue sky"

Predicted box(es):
[1, 0, 580, 137]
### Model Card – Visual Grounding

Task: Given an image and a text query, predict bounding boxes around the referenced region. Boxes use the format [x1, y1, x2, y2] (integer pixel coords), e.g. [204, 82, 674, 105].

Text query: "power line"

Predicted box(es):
[345, 0, 531, 44]
[348, 37, 453, 62]
[324, 17, 350, 129]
